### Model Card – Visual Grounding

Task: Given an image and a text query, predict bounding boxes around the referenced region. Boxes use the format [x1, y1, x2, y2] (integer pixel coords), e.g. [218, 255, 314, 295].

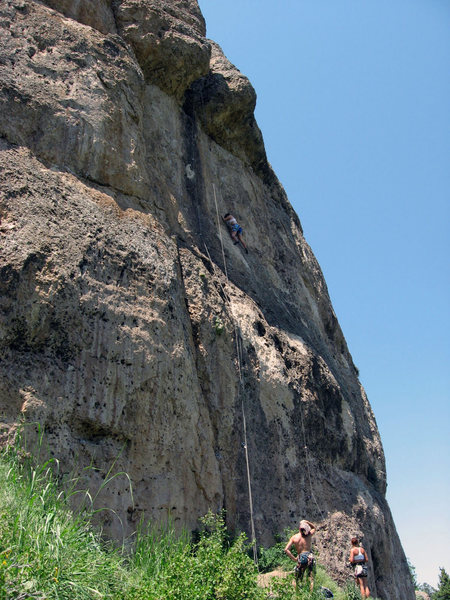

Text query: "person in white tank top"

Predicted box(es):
[349, 536, 370, 598]
[354, 548, 365, 562]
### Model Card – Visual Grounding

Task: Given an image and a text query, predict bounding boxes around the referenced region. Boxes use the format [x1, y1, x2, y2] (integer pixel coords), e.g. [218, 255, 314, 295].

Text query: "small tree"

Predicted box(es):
[434, 567, 450, 600]
[418, 582, 436, 597]
[408, 558, 418, 590]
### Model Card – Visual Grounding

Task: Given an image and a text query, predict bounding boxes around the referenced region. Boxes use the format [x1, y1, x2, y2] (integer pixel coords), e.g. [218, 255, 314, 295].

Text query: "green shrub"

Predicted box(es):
[141, 511, 264, 600]
[0, 446, 265, 600]
[342, 579, 363, 599]
[258, 531, 294, 573]
[434, 567, 450, 600]
[214, 316, 225, 335]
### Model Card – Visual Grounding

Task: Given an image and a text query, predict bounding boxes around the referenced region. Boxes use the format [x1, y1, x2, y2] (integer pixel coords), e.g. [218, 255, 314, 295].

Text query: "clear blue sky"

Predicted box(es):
[198, 0, 450, 588]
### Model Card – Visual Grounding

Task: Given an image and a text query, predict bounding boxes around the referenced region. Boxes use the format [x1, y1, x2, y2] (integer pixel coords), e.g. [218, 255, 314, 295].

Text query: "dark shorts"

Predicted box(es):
[231, 224, 243, 235]
[295, 552, 315, 578]
[354, 564, 368, 578]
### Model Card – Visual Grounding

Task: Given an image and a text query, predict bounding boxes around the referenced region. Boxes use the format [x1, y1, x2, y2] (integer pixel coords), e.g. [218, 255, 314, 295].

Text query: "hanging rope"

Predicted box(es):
[296, 389, 327, 522]
[209, 184, 259, 567]
[187, 113, 331, 562]
[209, 180, 325, 558]
[236, 330, 258, 564]
[184, 111, 258, 562]
[213, 184, 228, 281]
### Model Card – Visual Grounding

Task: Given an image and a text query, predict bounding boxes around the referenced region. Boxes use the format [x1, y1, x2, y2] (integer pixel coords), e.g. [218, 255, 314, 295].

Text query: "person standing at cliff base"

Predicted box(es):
[222, 213, 248, 253]
[349, 536, 370, 598]
[284, 519, 316, 591]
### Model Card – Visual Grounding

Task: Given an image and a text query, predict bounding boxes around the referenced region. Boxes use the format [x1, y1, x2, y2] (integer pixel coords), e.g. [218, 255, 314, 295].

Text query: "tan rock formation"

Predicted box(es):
[189, 40, 269, 179]
[0, 1, 414, 598]
[114, 0, 211, 101]
[41, 0, 116, 34]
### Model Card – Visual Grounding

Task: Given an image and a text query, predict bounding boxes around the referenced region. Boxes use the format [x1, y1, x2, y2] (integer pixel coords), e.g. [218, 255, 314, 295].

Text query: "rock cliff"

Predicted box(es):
[0, 1, 414, 598]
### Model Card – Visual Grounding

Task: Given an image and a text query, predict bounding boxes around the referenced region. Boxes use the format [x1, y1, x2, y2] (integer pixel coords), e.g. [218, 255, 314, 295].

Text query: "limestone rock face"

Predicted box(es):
[0, 1, 414, 599]
[41, 0, 117, 35]
[114, 0, 211, 101]
[189, 41, 269, 180]
[0, 0, 147, 196]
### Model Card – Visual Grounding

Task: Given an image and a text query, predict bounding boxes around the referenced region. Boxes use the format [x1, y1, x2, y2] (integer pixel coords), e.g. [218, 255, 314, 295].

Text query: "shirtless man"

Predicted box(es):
[284, 519, 316, 591]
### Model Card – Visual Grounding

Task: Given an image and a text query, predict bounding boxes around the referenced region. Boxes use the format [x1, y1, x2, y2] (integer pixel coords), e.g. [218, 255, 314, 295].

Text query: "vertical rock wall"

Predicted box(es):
[0, 1, 414, 598]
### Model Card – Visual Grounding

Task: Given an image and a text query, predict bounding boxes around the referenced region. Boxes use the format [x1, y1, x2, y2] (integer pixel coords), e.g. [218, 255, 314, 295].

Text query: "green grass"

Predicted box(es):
[0, 444, 128, 599]
[0, 438, 376, 600]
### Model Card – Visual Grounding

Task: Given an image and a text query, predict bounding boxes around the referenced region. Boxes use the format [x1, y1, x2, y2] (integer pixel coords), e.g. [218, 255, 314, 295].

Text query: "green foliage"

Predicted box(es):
[140, 511, 264, 600]
[213, 316, 225, 335]
[313, 565, 346, 599]
[342, 579, 363, 600]
[264, 573, 298, 600]
[0, 443, 265, 600]
[266, 570, 350, 600]
[130, 516, 190, 580]
[408, 557, 419, 590]
[434, 567, 450, 600]
[258, 531, 293, 573]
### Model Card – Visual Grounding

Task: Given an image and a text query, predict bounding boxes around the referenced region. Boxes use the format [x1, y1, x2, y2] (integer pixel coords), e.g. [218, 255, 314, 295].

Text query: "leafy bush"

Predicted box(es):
[258, 531, 294, 573]
[342, 579, 363, 600]
[434, 567, 450, 600]
[138, 511, 264, 600]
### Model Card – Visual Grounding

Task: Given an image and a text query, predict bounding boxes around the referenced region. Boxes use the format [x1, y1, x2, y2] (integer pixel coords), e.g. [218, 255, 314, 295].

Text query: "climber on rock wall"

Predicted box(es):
[222, 213, 249, 253]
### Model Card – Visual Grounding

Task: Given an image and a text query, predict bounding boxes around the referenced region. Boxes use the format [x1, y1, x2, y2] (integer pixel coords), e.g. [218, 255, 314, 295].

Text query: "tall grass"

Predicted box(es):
[0, 438, 374, 600]
[0, 443, 127, 599]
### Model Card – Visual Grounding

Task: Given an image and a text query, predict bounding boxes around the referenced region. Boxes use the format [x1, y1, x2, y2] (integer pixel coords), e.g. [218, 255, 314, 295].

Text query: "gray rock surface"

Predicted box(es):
[0, 1, 414, 598]
[114, 0, 211, 100]
[189, 40, 269, 180]
[41, 0, 116, 34]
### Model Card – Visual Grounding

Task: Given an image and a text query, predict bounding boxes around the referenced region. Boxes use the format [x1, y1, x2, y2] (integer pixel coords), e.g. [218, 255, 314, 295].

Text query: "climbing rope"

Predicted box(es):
[210, 184, 259, 567]
[296, 387, 327, 523]
[209, 180, 324, 559]
[213, 184, 228, 281]
[186, 114, 338, 562]
[236, 329, 258, 564]
[184, 109, 258, 565]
